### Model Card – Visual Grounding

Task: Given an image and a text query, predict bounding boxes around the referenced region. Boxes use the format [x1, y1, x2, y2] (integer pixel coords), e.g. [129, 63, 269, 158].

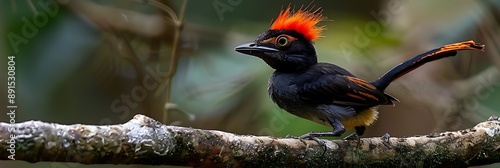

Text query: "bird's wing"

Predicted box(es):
[295, 65, 394, 107]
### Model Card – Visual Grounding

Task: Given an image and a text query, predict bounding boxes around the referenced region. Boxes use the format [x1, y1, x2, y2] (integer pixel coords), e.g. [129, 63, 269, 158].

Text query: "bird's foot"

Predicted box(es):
[302, 133, 328, 154]
[298, 133, 325, 144]
[288, 131, 343, 153]
[381, 133, 392, 148]
[381, 133, 391, 140]
[343, 132, 362, 149]
[285, 135, 307, 147]
[286, 133, 322, 146]
[287, 132, 330, 153]
[343, 132, 360, 140]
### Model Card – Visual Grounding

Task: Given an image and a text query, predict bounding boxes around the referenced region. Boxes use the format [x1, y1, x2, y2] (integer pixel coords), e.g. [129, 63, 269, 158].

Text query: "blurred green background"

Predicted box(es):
[1, 0, 499, 167]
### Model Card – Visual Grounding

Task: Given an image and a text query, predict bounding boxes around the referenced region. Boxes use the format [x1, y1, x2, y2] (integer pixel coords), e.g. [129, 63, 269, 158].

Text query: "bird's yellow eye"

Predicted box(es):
[276, 36, 289, 47]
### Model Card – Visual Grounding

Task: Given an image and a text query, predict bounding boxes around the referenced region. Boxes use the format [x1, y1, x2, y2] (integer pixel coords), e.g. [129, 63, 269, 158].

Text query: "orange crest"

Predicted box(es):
[270, 6, 325, 41]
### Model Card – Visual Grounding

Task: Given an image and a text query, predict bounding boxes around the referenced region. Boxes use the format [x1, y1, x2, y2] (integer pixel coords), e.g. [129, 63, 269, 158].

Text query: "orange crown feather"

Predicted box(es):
[270, 6, 325, 41]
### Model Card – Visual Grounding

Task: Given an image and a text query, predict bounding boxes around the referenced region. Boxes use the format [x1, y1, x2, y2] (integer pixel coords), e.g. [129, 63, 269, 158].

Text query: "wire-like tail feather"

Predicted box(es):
[371, 40, 485, 91]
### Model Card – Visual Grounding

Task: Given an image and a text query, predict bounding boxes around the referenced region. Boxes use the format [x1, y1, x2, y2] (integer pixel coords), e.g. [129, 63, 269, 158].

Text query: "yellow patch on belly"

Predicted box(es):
[341, 107, 379, 128]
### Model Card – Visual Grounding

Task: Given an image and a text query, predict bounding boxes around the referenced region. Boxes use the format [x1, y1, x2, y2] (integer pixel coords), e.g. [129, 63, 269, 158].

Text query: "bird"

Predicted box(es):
[234, 6, 485, 140]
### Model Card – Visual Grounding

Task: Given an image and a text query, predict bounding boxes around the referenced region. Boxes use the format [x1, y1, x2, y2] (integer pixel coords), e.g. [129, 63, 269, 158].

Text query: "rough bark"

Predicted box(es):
[1, 114, 500, 167]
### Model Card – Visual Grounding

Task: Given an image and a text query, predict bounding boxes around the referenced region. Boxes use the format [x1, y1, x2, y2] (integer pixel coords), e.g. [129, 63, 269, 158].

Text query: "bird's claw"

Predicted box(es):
[343, 132, 360, 141]
[285, 133, 328, 153]
[298, 134, 325, 145]
[287, 133, 326, 146]
[381, 133, 392, 148]
[298, 133, 328, 153]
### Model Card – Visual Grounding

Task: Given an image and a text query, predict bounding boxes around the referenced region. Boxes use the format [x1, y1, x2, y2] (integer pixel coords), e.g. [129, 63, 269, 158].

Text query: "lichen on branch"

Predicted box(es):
[1, 115, 500, 167]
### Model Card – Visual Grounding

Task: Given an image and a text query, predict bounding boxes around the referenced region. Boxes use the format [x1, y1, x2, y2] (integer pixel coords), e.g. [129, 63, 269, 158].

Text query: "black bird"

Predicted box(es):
[234, 7, 485, 139]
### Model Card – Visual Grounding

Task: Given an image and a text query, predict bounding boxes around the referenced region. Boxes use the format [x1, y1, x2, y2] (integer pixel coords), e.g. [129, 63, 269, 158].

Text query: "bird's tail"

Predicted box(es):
[371, 40, 485, 91]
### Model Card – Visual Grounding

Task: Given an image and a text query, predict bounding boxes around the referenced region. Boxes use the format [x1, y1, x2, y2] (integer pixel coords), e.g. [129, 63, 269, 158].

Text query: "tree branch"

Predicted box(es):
[1, 115, 500, 167]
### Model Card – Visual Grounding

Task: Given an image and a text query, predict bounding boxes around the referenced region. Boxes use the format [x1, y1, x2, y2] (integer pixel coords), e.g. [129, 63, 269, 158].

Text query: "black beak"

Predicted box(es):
[234, 42, 279, 57]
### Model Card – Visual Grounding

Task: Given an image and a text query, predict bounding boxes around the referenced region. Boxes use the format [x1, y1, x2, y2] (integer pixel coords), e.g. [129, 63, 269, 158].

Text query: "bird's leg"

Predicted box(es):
[300, 117, 346, 138]
[343, 126, 365, 149]
[344, 126, 365, 140]
[356, 126, 366, 136]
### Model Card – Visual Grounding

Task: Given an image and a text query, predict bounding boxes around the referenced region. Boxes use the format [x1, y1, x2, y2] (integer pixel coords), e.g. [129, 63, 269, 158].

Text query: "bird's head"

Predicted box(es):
[235, 7, 325, 72]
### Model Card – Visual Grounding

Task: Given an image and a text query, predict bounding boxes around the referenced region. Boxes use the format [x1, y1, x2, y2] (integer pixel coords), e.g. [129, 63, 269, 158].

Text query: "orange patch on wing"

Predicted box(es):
[346, 76, 377, 90]
[270, 6, 325, 42]
[347, 93, 365, 101]
[358, 91, 379, 101]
